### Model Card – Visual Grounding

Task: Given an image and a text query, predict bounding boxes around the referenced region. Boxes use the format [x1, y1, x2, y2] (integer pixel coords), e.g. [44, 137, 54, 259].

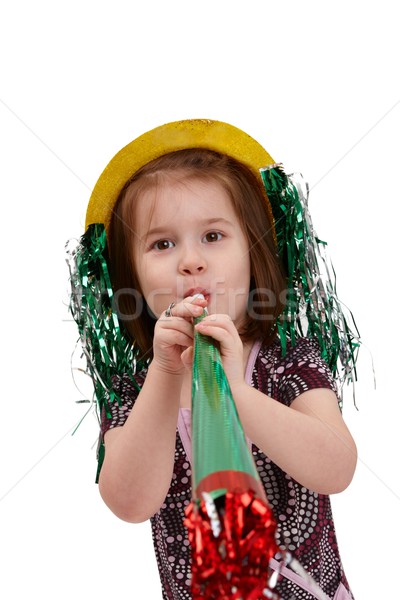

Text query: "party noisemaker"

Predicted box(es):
[184, 304, 331, 600]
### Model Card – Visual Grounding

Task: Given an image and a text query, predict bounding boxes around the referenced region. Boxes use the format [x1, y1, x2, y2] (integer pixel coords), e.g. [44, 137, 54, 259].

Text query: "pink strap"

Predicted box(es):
[177, 408, 192, 464]
[244, 339, 262, 384]
[269, 558, 351, 599]
[334, 582, 353, 600]
[269, 558, 320, 597]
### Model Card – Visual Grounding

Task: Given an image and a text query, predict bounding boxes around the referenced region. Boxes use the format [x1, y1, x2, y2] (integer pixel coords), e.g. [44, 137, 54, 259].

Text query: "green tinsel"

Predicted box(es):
[66, 224, 144, 479]
[260, 164, 360, 397]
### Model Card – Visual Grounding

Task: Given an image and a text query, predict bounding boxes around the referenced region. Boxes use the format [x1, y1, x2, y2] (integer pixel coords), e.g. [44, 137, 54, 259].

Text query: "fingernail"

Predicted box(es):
[192, 293, 205, 301]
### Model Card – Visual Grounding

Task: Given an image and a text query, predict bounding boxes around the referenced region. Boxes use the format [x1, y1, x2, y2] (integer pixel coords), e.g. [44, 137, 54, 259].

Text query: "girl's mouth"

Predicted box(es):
[184, 288, 210, 302]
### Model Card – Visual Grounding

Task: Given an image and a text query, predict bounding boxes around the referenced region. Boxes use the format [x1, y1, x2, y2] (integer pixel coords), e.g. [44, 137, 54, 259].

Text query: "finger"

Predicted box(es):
[195, 314, 234, 330]
[161, 298, 206, 321]
[181, 345, 194, 369]
[159, 329, 194, 349]
[194, 315, 238, 345]
[194, 322, 232, 342]
[186, 293, 208, 307]
[180, 294, 208, 316]
[157, 317, 194, 338]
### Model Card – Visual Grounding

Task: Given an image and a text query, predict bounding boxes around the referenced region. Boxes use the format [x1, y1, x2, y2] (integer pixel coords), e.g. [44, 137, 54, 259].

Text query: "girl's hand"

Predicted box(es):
[194, 314, 245, 388]
[152, 295, 208, 376]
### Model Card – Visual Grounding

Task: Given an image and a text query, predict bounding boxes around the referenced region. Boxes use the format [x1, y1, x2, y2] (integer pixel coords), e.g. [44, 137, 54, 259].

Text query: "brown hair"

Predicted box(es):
[109, 148, 287, 359]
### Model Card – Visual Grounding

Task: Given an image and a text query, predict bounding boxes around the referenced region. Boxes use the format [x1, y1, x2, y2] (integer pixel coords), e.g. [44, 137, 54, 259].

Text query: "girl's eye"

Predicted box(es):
[153, 239, 174, 251]
[203, 231, 223, 243]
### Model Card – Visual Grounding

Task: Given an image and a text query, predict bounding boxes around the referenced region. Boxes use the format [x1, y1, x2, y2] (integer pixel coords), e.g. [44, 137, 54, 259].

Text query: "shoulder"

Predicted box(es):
[259, 336, 327, 366]
[257, 336, 339, 405]
[101, 365, 148, 437]
[111, 366, 148, 397]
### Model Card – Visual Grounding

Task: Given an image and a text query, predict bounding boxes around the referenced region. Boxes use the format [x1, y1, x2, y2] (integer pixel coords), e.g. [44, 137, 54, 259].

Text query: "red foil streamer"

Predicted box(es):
[184, 489, 281, 600]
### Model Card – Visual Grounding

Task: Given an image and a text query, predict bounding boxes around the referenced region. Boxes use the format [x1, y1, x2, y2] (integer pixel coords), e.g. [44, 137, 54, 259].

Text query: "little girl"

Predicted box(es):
[69, 119, 357, 599]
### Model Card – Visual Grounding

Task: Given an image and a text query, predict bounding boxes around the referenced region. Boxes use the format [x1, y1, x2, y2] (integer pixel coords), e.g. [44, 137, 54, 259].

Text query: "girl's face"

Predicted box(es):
[132, 176, 251, 327]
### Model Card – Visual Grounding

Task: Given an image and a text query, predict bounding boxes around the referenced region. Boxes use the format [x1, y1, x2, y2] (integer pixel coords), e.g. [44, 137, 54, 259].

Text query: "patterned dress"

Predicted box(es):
[101, 337, 354, 600]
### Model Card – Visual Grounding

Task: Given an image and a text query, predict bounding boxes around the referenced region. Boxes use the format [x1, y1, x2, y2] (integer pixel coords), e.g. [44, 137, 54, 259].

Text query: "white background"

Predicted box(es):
[0, 1, 398, 598]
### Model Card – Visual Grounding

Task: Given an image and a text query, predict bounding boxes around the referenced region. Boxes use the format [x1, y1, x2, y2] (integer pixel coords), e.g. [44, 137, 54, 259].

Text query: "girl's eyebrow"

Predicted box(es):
[201, 217, 234, 227]
[145, 217, 234, 238]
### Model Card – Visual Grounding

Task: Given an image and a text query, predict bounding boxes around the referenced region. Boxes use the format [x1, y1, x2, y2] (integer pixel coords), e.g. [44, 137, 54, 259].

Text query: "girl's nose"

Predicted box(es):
[178, 246, 206, 275]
